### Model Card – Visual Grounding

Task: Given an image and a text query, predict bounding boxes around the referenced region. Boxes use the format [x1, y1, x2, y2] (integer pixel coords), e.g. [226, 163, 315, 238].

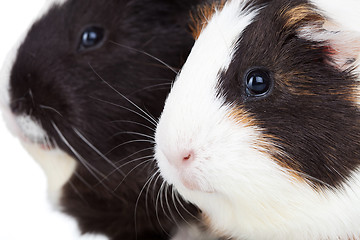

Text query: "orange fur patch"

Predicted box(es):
[228, 106, 304, 182]
[189, 1, 226, 40]
[227, 106, 255, 127]
[280, 4, 324, 29]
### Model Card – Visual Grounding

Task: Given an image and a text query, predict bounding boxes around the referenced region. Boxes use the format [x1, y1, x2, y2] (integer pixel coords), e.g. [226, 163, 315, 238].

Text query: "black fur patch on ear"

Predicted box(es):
[9, 0, 202, 239]
[218, 0, 360, 189]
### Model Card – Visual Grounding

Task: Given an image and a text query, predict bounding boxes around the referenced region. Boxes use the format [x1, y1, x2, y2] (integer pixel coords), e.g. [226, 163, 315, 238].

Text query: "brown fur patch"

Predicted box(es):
[275, 70, 358, 100]
[189, 1, 226, 40]
[280, 4, 324, 29]
[228, 106, 303, 181]
[227, 106, 256, 127]
[259, 134, 305, 183]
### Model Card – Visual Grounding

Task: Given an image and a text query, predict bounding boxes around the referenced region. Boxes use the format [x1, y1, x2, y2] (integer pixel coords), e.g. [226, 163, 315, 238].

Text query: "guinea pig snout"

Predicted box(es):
[10, 95, 30, 115]
[10, 71, 38, 113]
[161, 146, 195, 168]
[9, 87, 41, 117]
[9, 68, 65, 118]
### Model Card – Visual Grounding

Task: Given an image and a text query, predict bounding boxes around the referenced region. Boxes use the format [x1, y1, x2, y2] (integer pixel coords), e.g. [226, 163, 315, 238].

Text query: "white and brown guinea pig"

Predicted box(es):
[155, 0, 360, 239]
[0, 0, 208, 239]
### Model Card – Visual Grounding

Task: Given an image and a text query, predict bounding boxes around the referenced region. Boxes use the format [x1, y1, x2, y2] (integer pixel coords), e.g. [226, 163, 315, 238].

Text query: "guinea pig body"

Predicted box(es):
[1, 0, 205, 239]
[155, 0, 360, 239]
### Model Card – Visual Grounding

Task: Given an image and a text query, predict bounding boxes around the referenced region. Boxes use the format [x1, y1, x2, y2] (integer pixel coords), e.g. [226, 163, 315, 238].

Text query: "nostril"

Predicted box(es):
[160, 147, 195, 167]
[182, 150, 194, 162]
[10, 100, 23, 114]
[10, 98, 29, 115]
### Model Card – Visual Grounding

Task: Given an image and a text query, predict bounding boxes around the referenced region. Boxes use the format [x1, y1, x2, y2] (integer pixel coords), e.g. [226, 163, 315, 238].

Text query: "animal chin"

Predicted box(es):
[21, 132, 54, 151]
[176, 166, 215, 194]
[14, 115, 54, 151]
[156, 148, 215, 194]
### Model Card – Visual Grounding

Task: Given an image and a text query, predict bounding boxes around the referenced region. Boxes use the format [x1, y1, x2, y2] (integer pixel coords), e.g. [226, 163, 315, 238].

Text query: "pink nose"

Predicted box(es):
[164, 149, 195, 167]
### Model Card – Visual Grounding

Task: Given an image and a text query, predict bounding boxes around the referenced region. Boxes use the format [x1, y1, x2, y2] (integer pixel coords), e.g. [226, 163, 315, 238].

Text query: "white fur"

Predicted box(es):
[15, 115, 48, 143]
[0, 0, 76, 206]
[22, 142, 77, 206]
[171, 224, 219, 240]
[311, 0, 360, 33]
[155, 0, 360, 239]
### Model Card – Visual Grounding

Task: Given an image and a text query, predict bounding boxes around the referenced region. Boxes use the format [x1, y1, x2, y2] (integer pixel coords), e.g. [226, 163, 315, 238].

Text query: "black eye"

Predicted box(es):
[79, 26, 105, 50]
[245, 68, 272, 97]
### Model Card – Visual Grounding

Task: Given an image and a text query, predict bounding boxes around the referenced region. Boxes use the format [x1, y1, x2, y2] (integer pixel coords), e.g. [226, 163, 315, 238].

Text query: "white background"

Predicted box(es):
[0, 1, 106, 239]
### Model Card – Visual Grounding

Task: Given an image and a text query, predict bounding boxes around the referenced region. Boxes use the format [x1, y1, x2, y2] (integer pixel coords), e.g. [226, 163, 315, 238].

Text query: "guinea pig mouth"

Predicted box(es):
[14, 115, 54, 150]
[156, 147, 215, 193]
[178, 171, 215, 193]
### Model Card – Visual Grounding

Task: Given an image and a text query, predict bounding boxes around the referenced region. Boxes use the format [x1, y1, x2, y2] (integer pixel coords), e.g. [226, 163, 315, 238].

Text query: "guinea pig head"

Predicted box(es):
[2, 0, 200, 238]
[5, 0, 195, 191]
[155, 0, 360, 239]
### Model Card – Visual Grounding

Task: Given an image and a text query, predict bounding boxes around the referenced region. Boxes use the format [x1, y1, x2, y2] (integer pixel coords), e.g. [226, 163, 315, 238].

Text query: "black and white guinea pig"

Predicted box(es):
[155, 0, 360, 239]
[0, 0, 208, 239]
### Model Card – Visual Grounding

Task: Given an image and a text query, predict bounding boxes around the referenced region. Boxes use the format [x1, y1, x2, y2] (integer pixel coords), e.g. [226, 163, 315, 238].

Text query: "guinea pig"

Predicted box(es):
[0, 0, 206, 239]
[154, 0, 360, 239]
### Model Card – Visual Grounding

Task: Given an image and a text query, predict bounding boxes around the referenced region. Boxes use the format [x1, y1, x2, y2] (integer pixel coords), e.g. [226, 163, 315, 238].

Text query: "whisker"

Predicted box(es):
[51, 122, 123, 200]
[10, 96, 26, 104]
[41, 134, 54, 150]
[171, 187, 191, 227]
[73, 171, 93, 190]
[111, 131, 155, 141]
[164, 184, 180, 227]
[142, 77, 174, 82]
[97, 154, 154, 184]
[115, 154, 154, 166]
[139, 104, 157, 128]
[109, 40, 178, 74]
[68, 178, 89, 204]
[158, 181, 172, 223]
[145, 170, 160, 224]
[134, 169, 160, 240]
[174, 190, 200, 221]
[108, 119, 155, 132]
[113, 159, 153, 192]
[128, 82, 172, 96]
[52, 122, 105, 178]
[28, 88, 35, 107]
[106, 139, 155, 154]
[110, 147, 153, 164]
[90, 96, 157, 127]
[39, 104, 63, 117]
[154, 175, 171, 237]
[88, 63, 158, 125]
[73, 128, 125, 177]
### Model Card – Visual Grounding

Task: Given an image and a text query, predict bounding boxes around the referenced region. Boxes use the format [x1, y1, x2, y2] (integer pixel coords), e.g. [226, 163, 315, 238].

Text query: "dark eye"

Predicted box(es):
[79, 26, 105, 51]
[245, 68, 272, 97]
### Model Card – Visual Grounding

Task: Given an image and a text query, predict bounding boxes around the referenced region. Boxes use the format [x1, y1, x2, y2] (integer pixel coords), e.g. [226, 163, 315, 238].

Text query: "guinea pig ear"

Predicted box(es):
[298, 20, 360, 71]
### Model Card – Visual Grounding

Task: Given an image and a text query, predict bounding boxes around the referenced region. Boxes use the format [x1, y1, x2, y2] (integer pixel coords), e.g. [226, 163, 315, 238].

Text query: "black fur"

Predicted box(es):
[218, 0, 360, 188]
[9, 0, 201, 239]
